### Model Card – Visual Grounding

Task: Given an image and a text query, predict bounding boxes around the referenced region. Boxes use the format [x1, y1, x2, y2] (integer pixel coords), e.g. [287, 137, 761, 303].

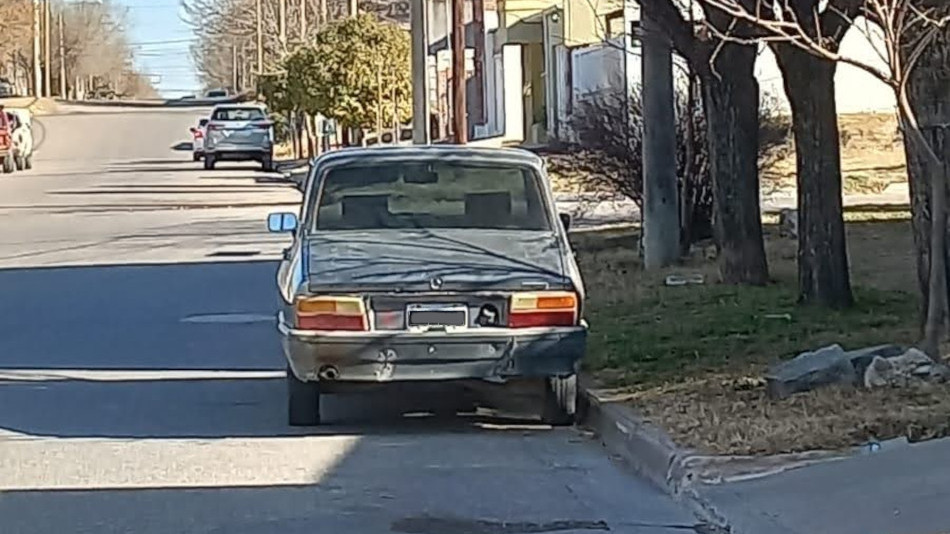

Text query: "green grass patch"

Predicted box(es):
[584, 282, 919, 388]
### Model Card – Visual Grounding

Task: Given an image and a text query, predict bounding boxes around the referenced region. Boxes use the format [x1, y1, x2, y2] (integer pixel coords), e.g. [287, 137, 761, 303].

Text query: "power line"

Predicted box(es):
[127, 38, 198, 45]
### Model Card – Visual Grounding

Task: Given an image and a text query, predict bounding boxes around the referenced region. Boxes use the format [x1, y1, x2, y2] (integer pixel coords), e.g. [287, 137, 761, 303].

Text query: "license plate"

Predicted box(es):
[406, 303, 468, 329]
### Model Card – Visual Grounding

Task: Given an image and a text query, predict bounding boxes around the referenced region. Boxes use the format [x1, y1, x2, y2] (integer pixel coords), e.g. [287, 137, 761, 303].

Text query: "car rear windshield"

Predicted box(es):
[212, 107, 265, 121]
[313, 161, 551, 231]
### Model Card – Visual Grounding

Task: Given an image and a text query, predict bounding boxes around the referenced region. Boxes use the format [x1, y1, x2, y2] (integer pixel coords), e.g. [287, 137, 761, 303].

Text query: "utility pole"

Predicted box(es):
[32, 0, 42, 98]
[43, 0, 51, 97]
[300, 0, 307, 41]
[318, 0, 327, 26]
[450, 0, 466, 143]
[410, 0, 430, 144]
[58, 9, 65, 97]
[471, 0, 485, 125]
[256, 0, 264, 74]
[349, 0, 358, 17]
[279, 0, 287, 48]
[641, 12, 680, 268]
[232, 43, 238, 92]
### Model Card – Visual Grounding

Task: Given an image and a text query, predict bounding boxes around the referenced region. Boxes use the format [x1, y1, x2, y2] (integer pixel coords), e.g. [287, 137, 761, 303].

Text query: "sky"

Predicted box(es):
[119, 0, 199, 97]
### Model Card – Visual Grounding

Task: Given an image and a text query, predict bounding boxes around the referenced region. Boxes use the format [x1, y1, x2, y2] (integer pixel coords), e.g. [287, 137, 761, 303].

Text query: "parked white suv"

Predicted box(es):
[202, 104, 274, 171]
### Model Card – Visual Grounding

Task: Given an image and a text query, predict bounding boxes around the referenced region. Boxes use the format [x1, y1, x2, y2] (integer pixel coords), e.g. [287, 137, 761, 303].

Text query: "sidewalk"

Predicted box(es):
[697, 437, 950, 534]
[583, 386, 950, 534]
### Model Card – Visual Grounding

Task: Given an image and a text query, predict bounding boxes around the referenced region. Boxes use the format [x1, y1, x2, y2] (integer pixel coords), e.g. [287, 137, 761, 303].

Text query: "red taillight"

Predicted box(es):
[508, 291, 578, 328]
[509, 310, 577, 328]
[194, 130, 204, 138]
[295, 296, 368, 331]
[298, 314, 366, 330]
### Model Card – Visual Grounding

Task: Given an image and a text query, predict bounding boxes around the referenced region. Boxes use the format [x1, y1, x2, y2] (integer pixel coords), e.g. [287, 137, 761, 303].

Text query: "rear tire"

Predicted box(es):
[23, 155, 32, 170]
[261, 154, 274, 172]
[193, 152, 201, 162]
[541, 374, 577, 426]
[2, 155, 14, 174]
[203, 154, 215, 170]
[287, 366, 322, 426]
[14, 155, 24, 171]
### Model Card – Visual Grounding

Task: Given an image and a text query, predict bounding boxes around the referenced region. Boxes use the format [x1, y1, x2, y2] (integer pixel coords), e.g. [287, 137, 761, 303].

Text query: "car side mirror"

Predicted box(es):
[267, 212, 298, 233]
[559, 212, 572, 232]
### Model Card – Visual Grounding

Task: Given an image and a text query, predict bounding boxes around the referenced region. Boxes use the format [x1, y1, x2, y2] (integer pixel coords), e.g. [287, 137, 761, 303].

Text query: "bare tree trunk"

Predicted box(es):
[901, 26, 950, 354]
[700, 42, 769, 285]
[680, 70, 697, 256]
[307, 114, 316, 157]
[774, 44, 853, 308]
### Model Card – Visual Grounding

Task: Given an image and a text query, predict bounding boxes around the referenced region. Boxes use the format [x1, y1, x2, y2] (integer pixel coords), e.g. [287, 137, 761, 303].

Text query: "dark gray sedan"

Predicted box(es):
[267, 146, 587, 426]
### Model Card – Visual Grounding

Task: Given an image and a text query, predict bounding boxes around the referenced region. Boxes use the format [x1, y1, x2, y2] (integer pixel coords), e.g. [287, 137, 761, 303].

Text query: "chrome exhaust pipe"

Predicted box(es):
[318, 365, 340, 381]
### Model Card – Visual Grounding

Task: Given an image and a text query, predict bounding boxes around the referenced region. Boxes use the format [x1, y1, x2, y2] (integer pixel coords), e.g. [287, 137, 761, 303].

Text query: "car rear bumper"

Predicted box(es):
[206, 145, 271, 160]
[279, 319, 587, 383]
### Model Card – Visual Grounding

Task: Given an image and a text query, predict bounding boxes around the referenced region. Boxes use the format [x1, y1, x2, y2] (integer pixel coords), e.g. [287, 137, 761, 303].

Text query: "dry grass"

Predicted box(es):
[274, 141, 295, 160]
[545, 150, 624, 195]
[630, 380, 950, 456]
[545, 112, 908, 196]
[763, 113, 907, 194]
[572, 218, 950, 455]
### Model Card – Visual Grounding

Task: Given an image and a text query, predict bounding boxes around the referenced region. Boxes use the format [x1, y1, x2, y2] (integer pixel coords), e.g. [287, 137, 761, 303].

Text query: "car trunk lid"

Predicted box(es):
[208, 120, 270, 146]
[306, 229, 568, 293]
[306, 229, 570, 330]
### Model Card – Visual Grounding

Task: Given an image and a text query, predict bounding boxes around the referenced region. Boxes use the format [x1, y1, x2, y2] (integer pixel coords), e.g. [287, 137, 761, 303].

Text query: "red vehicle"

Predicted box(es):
[190, 117, 209, 162]
[0, 108, 15, 174]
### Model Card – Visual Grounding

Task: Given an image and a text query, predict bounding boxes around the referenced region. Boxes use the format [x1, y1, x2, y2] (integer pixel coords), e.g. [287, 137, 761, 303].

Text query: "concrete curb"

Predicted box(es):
[578, 378, 685, 491]
[578, 378, 861, 533]
[578, 378, 732, 531]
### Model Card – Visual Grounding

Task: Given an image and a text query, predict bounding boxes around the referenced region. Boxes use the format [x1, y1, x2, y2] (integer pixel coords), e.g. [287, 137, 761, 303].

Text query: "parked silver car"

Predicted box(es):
[203, 104, 274, 171]
[267, 146, 588, 427]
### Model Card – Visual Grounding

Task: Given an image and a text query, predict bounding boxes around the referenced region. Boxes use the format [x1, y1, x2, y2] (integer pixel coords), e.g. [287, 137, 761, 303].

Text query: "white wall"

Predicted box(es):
[484, 44, 527, 143]
[571, 39, 625, 99]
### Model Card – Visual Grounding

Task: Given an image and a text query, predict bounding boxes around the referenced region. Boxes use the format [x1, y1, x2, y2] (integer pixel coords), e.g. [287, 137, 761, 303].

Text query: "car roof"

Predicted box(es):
[313, 145, 544, 169]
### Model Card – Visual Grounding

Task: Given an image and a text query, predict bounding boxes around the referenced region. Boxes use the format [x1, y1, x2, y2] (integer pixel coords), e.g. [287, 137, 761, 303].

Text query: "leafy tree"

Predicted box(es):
[284, 14, 410, 133]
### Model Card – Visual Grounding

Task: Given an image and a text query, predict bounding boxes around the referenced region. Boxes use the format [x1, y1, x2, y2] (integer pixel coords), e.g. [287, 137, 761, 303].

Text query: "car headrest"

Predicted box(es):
[465, 192, 512, 225]
[341, 194, 390, 227]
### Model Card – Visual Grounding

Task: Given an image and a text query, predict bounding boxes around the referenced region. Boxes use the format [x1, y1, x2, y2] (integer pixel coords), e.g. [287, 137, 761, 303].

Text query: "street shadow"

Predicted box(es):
[0, 200, 300, 215]
[0, 260, 282, 370]
[107, 165, 205, 174]
[0, 259, 544, 440]
[0, 398, 697, 533]
[48, 184, 293, 196]
[200, 174, 303, 186]
[0, 418, 699, 534]
[0, 372, 551, 439]
[171, 141, 194, 151]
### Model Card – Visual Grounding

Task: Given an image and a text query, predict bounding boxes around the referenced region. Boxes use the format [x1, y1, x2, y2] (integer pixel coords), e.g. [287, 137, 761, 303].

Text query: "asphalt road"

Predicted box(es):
[0, 107, 698, 534]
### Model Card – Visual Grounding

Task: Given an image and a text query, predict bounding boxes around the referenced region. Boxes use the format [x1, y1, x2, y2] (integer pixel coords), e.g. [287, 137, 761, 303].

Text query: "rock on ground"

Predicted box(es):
[766, 344, 904, 399]
[864, 348, 950, 388]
